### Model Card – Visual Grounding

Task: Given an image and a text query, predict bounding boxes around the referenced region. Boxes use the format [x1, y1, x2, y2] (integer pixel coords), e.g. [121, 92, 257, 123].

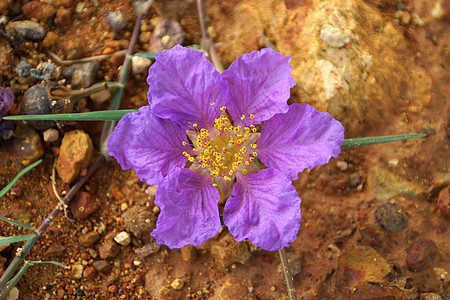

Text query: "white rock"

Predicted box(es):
[336, 160, 348, 171]
[114, 231, 131, 246]
[43, 128, 59, 143]
[320, 24, 350, 48]
[132, 56, 152, 76]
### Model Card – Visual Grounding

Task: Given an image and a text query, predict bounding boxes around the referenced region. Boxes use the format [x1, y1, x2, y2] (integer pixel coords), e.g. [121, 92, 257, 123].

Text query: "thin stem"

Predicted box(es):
[196, 0, 224, 72]
[45, 49, 127, 65]
[278, 248, 297, 300]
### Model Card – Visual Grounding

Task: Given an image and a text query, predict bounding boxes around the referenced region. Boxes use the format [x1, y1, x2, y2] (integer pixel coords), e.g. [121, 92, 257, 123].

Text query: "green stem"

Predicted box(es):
[278, 248, 297, 300]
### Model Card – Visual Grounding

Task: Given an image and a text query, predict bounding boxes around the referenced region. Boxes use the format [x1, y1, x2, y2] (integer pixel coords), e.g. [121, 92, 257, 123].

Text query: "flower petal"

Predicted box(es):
[107, 106, 190, 185]
[223, 169, 301, 251]
[147, 45, 229, 129]
[151, 168, 221, 248]
[257, 103, 345, 180]
[222, 48, 296, 126]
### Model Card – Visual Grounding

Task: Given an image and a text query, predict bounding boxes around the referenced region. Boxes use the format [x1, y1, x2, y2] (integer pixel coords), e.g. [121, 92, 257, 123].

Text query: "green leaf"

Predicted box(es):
[0, 216, 35, 231]
[0, 159, 42, 198]
[0, 234, 36, 246]
[133, 52, 158, 59]
[3, 110, 136, 121]
[27, 260, 69, 269]
[341, 133, 426, 149]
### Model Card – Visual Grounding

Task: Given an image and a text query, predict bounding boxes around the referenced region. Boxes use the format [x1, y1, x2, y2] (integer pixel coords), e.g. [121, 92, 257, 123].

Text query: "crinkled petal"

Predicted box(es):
[147, 45, 229, 129]
[222, 48, 296, 126]
[151, 168, 221, 248]
[223, 169, 301, 251]
[107, 105, 191, 185]
[257, 103, 344, 180]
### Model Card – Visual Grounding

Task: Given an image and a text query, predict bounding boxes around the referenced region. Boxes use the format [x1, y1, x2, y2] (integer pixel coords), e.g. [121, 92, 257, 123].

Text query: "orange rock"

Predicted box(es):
[56, 130, 93, 184]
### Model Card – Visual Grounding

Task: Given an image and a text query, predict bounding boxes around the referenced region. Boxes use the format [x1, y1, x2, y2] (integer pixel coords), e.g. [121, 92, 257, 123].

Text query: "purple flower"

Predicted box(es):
[108, 45, 344, 251]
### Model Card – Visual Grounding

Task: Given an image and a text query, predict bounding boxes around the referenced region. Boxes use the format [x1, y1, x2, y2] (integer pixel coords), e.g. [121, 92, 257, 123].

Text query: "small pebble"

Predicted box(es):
[9, 20, 46, 41]
[70, 62, 100, 88]
[99, 240, 120, 259]
[15, 60, 33, 77]
[120, 202, 128, 212]
[55, 8, 71, 26]
[336, 160, 348, 171]
[170, 278, 185, 290]
[152, 205, 160, 214]
[43, 128, 59, 143]
[105, 11, 127, 31]
[132, 56, 152, 77]
[320, 24, 350, 48]
[71, 264, 83, 279]
[270, 285, 276, 291]
[374, 202, 409, 232]
[406, 238, 438, 272]
[133, 260, 142, 266]
[349, 172, 361, 187]
[388, 158, 399, 167]
[92, 260, 112, 274]
[114, 231, 131, 246]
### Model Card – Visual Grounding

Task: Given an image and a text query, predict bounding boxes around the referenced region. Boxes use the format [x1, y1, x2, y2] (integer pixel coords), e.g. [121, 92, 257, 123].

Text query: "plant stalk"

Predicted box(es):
[278, 248, 297, 300]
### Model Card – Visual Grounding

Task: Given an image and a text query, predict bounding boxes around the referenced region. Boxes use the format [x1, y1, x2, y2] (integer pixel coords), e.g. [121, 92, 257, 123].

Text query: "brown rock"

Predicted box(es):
[83, 266, 96, 279]
[134, 238, 161, 258]
[6, 124, 44, 166]
[79, 231, 101, 247]
[45, 242, 65, 258]
[180, 244, 196, 262]
[22, 1, 56, 20]
[336, 246, 390, 291]
[406, 238, 438, 272]
[149, 19, 185, 52]
[99, 240, 120, 259]
[210, 232, 251, 267]
[70, 191, 99, 219]
[351, 281, 405, 300]
[210, 0, 432, 135]
[60, 0, 73, 8]
[56, 130, 94, 184]
[42, 31, 58, 48]
[93, 260, 112, 274]
[54, 8, 71, 26]
[359, 224, 386, 249]
[437, 186, 450, 217]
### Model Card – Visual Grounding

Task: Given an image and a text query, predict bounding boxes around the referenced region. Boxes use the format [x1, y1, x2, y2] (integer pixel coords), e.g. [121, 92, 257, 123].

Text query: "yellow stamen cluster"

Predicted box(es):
[182, 107, 258, 181]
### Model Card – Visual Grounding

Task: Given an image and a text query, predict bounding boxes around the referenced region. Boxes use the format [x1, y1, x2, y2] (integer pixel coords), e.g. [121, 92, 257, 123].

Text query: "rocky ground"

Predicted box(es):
[0, 0, 448, 299]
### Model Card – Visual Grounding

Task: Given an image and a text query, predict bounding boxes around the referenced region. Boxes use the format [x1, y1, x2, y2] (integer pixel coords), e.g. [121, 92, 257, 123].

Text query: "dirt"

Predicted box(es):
[0, 0, 449, 299]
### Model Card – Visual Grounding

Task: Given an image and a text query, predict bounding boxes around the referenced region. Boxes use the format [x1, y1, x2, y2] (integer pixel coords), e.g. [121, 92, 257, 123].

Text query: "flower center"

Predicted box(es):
[182, 106, 258, 183]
